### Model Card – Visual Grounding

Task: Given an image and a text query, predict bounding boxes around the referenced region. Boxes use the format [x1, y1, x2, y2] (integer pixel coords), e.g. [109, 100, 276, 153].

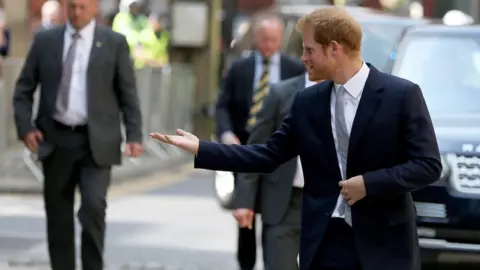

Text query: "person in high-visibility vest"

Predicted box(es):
[135, 12, 169, 69]
[111, 0, 148, 52]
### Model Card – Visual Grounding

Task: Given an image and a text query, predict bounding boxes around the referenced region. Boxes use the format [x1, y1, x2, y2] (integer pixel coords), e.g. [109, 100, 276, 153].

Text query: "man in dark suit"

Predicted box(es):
[13, 0, 143, 269]
[234, 73, 315, 270]
[215, 13, 304, 270]
[152, 7, 442, 270]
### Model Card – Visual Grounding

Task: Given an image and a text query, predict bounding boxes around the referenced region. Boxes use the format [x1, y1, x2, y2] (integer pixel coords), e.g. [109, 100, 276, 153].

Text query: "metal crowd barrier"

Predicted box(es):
[0, 58, 196, 182]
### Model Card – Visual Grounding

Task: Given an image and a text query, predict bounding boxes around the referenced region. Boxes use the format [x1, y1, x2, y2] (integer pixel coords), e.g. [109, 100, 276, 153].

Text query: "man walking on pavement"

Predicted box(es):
[234, 72, 318, 270]
[13, 0, 143, 269]
[215, 13, 304, 270]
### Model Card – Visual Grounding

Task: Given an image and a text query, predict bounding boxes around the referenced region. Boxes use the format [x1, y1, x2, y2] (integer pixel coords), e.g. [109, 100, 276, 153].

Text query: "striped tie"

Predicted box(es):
[247, 57, 270, 129]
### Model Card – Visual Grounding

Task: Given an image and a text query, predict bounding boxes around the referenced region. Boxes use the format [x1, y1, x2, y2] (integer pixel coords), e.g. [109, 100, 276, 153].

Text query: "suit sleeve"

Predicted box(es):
[195, 92, 300, 174]
[13, 33, 40, 139]
[233, 86, 280, 209]
[114, 34, 143, 143]
[215, 62, 236, 138]
[363, 84, 442, 198]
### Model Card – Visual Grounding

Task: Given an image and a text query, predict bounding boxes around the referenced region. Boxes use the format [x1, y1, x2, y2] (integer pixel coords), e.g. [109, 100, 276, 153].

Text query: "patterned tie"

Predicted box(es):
[335, 86, 352, 226]
[246, 57, 270, 129]
[56, 32, 80, 114]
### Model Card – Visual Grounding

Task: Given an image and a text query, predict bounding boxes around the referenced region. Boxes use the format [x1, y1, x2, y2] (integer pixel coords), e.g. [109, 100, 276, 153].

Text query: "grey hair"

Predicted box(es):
[251, 13, 284, 34]
[41, 0, 61, 18]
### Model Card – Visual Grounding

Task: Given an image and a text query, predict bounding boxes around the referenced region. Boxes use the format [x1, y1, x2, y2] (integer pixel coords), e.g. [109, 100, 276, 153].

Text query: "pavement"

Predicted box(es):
[0, 162, 263, 270]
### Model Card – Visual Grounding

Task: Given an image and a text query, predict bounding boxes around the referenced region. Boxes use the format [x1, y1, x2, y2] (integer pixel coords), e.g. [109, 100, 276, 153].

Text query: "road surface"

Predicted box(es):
[0, 163, 476, 270]
[0, 163, 259, 270]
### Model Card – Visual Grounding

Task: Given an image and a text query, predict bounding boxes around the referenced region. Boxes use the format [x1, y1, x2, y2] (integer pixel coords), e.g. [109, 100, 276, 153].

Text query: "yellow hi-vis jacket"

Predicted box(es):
[135, 28, 169, 69]
[112, 11, 148, 50]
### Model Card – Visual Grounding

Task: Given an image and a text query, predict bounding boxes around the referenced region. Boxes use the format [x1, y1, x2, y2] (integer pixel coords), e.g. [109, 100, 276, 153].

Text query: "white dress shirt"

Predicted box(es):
[292, 73, 317, 188]
[53, 20, 95, 126]
[330, 62, 370, 222]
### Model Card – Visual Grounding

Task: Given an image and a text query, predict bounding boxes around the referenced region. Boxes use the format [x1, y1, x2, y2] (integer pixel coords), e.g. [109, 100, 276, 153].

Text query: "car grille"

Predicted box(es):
[447, 154, 480, 194]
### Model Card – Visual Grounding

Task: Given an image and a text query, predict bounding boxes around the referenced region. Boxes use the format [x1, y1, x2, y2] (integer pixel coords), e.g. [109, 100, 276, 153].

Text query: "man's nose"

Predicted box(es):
[301, 54, 308, 63]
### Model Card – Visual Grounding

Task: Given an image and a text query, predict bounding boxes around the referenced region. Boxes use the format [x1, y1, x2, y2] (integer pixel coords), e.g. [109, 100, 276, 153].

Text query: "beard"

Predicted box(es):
[308, 59, 336, 82]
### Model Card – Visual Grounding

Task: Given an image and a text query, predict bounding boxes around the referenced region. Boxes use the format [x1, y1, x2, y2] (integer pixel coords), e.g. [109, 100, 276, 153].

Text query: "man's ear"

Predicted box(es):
[330, 40, 340, 53]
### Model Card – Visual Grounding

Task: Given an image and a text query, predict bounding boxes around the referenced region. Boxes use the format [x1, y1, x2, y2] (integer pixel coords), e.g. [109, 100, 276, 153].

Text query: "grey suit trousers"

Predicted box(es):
[262, 187, 302, 270]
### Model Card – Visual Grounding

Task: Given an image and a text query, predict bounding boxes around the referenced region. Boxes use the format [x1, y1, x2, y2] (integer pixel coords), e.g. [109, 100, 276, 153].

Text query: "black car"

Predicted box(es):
[391, 24, 480, 266]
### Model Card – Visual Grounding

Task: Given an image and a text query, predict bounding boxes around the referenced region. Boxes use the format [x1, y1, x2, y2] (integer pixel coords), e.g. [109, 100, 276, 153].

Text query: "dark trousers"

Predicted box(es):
[41, 122, 111, 270]
[237, 218, 257, 270]
[262, 187, 302, 270]
[310, 218, 362, 270]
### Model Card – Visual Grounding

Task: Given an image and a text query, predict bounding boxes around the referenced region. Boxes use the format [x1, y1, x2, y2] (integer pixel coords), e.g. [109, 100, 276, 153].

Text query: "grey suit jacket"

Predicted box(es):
[234, 74, 306, 225]
[13, 25, 142, 166]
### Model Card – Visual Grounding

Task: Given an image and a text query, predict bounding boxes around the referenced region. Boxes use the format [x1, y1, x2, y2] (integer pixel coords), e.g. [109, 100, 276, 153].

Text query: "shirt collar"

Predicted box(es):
[255, 50, 280, 65]
[66, 19, 96, 39]
[334, 61, 370, 99]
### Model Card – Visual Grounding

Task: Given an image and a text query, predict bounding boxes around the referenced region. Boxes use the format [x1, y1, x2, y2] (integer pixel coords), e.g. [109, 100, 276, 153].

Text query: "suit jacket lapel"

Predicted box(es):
[280, 55, 289, 80]
[348, 65, 384, 158]
[53, 26, 66, 66]
[52, 26, 66, 100]
[245, 55, 255, 94]
[88, 27, 105, 72]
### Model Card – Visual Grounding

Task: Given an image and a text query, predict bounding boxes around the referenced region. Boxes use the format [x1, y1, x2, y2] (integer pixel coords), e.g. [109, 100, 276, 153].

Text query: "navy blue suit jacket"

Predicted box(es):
[195, 65, 442, 270]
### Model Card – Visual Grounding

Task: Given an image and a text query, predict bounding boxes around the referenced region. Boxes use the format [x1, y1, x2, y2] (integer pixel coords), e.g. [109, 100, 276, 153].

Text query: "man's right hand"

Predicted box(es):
[150, 129, 200, 154]
[233, 208, 254, 229]
[23, 130, 43, 152]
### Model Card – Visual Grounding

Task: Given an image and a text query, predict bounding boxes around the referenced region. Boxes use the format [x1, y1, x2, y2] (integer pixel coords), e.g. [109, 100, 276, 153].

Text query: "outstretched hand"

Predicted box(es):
[150, 129, 199, 154]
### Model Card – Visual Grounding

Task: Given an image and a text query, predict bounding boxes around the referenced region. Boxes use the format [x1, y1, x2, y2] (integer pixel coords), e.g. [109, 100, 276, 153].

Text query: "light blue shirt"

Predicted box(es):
[253, 51, 281, 91]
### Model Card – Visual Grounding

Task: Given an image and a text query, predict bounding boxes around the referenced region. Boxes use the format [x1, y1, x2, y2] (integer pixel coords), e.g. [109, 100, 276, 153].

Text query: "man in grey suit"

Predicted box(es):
[13, 0, 143, 269]
[233, 73, 317, 270]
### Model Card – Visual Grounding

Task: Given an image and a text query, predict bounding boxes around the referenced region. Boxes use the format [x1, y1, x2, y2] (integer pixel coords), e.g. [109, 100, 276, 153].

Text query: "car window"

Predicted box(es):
[360, 22, 407, 72]
[393, 35, 480, 114]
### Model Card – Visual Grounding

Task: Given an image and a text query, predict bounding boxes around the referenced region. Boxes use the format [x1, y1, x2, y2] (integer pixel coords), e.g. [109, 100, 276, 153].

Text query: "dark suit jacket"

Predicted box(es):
[215, 53, 305, 144]
[195, 64, 442, 270]
[234, 74, 305, 225]
[13, 25, 142, 166]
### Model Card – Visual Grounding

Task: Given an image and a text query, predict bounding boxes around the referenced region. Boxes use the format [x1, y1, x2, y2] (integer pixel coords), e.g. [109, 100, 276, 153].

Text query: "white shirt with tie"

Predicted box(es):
[330, 62, 370, 223]
[292, 73, 317, 188]
[53, 20, 95, 126]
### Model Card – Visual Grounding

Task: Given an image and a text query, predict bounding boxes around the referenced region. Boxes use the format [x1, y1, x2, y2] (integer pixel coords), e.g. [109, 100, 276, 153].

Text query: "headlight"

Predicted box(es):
[440, 155, 451, 178]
